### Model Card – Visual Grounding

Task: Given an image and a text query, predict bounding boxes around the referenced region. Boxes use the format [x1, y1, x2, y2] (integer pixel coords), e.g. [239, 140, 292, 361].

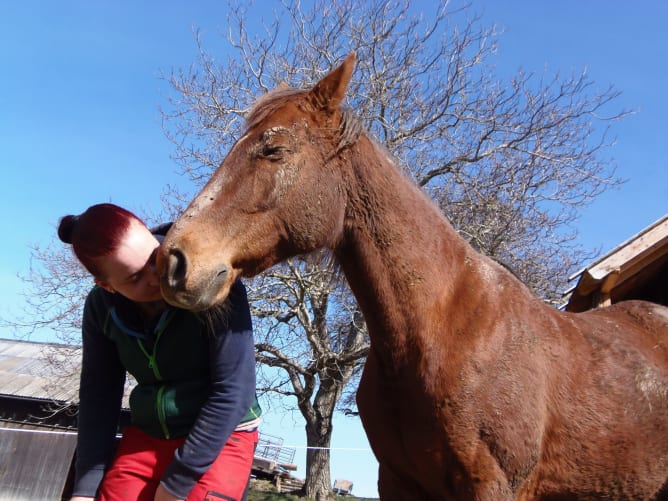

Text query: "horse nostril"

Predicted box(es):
[167, 248, 188, 289]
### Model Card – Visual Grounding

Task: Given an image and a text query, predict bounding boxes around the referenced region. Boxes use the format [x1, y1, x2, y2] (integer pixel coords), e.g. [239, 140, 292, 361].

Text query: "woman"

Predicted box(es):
[59, 203, 261, 501]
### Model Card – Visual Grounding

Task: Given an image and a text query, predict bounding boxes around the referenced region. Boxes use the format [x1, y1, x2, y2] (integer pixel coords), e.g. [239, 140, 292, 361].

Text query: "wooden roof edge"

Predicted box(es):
[589, 229, 668, 281]
[567, 213, 668, 283]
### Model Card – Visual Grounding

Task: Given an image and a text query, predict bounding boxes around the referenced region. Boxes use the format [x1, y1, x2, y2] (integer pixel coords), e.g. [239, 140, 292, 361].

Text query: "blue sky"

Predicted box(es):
[1, 1, 667, 498]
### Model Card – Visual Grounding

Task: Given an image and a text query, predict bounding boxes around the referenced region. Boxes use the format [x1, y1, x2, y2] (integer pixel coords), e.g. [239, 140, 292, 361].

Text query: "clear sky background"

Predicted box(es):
[1, 1, 667, 498]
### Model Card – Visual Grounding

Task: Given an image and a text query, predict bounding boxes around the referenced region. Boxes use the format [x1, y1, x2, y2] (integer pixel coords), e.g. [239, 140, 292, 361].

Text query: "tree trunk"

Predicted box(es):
[303, 381, 340, 501]
[304, 422, 334, 500]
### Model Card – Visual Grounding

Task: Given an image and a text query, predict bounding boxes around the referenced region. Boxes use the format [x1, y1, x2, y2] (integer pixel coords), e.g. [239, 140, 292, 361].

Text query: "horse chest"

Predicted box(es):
[359, 341, 546, 495]
[359, 352, 473, 459]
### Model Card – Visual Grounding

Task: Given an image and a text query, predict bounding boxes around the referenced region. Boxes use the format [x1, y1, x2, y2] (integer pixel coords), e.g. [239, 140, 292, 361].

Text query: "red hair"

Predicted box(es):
[58, 203, 144, 277]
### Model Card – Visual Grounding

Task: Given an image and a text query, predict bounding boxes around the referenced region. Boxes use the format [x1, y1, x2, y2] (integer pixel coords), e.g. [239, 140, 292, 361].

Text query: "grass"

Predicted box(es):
[247, 491, 304, 501]
[247, 479, 378, 501]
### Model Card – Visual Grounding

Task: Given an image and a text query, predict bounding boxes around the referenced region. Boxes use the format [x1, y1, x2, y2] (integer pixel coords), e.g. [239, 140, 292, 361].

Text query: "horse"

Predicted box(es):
[157, 53, 668, 500]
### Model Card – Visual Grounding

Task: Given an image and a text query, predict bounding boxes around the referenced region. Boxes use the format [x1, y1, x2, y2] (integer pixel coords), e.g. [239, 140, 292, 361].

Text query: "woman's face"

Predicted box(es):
[94, 220, 163, 303]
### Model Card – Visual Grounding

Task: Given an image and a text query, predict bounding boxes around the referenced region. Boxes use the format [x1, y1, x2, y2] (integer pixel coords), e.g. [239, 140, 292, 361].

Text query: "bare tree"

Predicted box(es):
[248, 253, 368, 496]
[160, 2, 624, 497]
[8, 243, 90, 345]
[5, 1, 627, 499]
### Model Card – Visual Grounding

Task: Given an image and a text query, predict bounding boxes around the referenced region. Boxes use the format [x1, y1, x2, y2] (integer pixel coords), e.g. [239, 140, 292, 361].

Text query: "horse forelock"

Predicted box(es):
[245, 87, 305, 131]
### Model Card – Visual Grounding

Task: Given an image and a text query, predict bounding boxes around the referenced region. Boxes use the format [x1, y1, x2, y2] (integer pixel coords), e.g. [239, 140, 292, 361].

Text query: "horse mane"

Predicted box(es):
[245, 86, 363, 151]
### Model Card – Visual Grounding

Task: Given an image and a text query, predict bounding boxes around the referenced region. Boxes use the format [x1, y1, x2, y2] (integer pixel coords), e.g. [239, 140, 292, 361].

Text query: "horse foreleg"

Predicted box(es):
[377, 463, 436, 500]
[377, 461, 513, 500]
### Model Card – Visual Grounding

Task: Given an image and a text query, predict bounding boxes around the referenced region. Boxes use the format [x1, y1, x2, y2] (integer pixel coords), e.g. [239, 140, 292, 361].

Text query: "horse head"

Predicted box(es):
[158, 53, 357, 310]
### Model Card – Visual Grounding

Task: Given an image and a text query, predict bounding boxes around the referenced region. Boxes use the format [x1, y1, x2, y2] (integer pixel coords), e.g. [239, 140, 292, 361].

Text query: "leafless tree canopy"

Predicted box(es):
[162, 0, 624, 301]
[8, 1, 626, 499]
[9, 244, 91, 344]
[159, 2, 624, 497]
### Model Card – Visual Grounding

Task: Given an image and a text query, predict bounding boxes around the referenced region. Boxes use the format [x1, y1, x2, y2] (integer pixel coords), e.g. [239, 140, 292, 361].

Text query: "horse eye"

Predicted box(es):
[261, 144, 285, 161]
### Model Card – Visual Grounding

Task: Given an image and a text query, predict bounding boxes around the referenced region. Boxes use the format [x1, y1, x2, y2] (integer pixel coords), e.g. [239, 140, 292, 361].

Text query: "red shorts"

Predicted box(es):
[98, 425, 258, 501]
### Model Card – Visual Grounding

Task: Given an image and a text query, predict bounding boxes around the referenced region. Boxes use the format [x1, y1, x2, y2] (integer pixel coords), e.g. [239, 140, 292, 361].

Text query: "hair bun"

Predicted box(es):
[57, 214, 79, 244]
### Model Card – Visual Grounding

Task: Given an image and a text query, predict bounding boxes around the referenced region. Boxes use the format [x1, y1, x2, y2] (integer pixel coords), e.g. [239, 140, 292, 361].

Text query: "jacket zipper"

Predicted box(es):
[135, 308, 175, 439]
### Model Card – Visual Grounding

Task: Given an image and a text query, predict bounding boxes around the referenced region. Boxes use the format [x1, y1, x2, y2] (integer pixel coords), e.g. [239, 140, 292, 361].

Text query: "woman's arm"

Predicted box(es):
[71, 289, 126, 498]
[160, 280, 257, 499]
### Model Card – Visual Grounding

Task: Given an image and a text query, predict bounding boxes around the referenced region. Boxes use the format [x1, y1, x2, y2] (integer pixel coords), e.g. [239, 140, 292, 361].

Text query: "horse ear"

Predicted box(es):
[309, 52, 356, 112]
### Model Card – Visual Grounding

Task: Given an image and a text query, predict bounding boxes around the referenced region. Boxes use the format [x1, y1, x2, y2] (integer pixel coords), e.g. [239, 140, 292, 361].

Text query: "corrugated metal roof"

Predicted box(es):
[0, 338, 133, 407]
[0, 339, 80, 403]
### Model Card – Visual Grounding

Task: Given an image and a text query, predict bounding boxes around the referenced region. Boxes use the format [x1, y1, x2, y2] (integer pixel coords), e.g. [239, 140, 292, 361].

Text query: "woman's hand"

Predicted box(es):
[154, 483, 184, 501]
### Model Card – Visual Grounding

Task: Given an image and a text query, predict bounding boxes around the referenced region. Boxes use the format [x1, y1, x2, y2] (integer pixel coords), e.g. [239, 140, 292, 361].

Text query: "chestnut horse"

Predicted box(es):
[158, 54, 668, 499]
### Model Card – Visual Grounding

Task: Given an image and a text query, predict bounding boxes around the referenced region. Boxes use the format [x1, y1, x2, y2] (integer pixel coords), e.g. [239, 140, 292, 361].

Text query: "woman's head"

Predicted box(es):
[58, 203, 162, 303]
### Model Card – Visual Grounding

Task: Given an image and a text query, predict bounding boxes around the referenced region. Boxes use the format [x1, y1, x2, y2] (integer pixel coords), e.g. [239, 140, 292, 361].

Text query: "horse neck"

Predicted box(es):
[333, 137, 531, 366]
[334, 139, 464, 342]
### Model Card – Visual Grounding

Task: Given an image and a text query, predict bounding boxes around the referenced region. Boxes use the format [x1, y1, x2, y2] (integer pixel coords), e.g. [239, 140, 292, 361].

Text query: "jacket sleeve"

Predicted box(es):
[160, 279, 257, 498]
[72, 289, 126, 498]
